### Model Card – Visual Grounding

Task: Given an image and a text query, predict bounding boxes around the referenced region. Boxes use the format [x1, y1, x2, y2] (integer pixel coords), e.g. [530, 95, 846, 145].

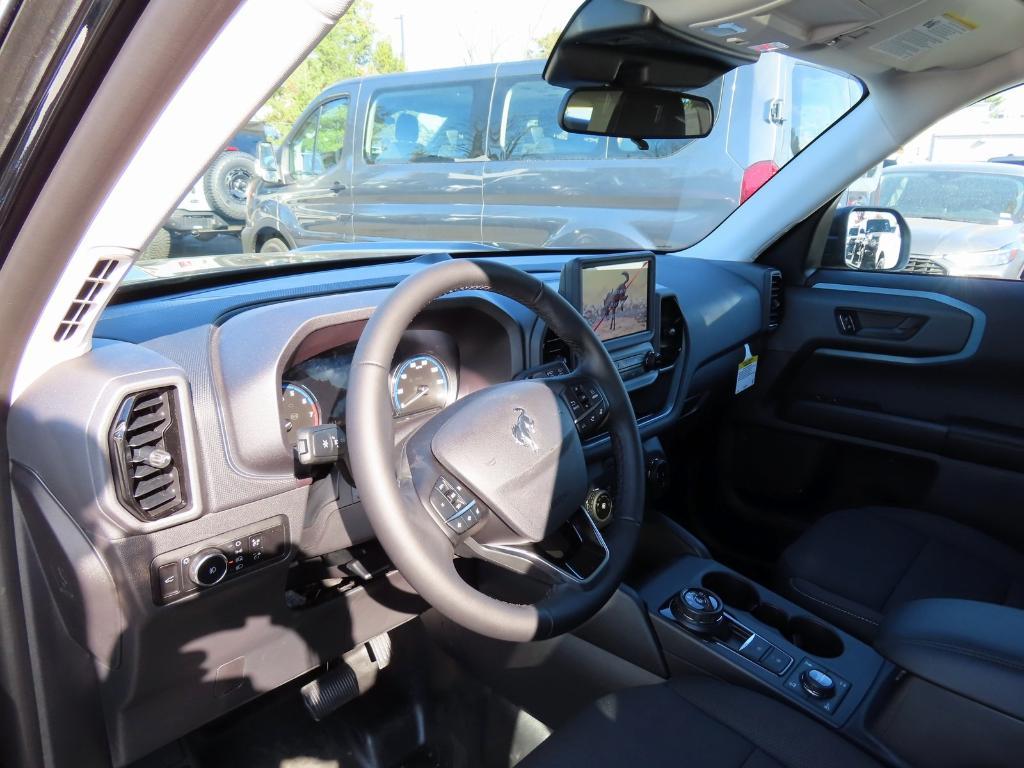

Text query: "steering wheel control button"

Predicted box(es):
[800, 669, 836, 699]
[189, 549, 228, 587]
[431, 477, 476, 523]
[758, 646, 794, 676]
[562, 379, 609, 438]
[445, 502, 481, 534]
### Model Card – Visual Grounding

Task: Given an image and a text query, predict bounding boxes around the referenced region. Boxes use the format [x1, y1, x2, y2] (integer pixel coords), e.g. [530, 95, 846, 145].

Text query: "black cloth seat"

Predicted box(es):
[779, 507, 1024, 642]
[520, 676, 881, 768]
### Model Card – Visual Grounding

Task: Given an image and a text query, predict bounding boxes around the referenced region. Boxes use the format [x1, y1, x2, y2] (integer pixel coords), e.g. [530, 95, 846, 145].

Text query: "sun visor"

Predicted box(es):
[543, 0, 759, 91]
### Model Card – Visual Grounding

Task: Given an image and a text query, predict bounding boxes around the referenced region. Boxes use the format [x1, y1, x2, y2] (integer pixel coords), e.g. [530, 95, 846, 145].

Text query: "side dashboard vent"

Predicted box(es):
[658, 296, 685, 365]
[109, 387, 189, 521]
[541, 327, 570, 365]
[55, 258, 121, 341]
[766, 270, 784, 331]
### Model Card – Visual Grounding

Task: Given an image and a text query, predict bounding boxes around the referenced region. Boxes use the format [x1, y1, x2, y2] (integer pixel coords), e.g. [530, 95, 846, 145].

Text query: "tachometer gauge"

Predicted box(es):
[391, 354, 453, 417]
[281, 382, 321, 443]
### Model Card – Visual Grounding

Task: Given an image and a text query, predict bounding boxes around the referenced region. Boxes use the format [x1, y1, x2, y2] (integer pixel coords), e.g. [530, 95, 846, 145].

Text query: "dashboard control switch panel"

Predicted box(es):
[151, 516, 289, 604]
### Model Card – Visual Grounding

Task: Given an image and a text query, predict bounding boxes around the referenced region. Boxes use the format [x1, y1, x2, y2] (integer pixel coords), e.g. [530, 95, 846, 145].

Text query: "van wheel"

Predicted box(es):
[140, 228, 172, 261]
[259, 236, 289, 253]
[203, 151, 254, 222]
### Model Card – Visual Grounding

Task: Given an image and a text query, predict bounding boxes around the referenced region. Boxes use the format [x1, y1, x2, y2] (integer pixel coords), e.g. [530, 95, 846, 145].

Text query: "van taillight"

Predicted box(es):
[740, 161, 779, 204]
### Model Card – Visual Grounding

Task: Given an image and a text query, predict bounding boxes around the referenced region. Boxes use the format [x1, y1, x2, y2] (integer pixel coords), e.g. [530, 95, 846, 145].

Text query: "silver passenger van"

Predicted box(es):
[243, 55, 860, 253]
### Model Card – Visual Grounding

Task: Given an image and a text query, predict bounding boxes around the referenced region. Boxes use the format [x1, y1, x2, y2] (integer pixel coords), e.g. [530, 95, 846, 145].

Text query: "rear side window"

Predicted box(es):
[787, 64, 861, 161]
[365, 83, 485, 164]
[490, 79, 605, 161]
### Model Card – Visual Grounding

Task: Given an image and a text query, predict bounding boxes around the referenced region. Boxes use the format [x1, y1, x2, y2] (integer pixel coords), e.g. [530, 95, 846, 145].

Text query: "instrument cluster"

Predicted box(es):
[279, 329, 459, 447]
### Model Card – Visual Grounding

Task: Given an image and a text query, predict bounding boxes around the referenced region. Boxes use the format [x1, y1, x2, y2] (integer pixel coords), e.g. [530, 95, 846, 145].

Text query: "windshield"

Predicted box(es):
[127, 0, 863, 285]
[878, 170, 1024, 225]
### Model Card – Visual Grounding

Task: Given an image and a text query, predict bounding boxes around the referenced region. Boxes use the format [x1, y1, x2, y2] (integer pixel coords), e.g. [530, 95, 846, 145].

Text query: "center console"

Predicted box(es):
[639, 558, 890, 729]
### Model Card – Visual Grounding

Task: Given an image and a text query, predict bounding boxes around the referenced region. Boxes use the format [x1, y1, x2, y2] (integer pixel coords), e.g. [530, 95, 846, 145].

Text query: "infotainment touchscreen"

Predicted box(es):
[578, 258, 651, 343]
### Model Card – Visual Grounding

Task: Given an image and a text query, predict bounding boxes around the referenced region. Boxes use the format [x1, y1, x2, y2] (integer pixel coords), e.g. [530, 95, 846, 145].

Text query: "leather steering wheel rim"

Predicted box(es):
[347, 259, 644, 641]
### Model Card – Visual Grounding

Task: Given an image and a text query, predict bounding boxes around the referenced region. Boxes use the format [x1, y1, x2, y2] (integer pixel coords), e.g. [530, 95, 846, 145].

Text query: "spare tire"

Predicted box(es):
[203, 151, 254, 222]
[140, 228, 172, 261]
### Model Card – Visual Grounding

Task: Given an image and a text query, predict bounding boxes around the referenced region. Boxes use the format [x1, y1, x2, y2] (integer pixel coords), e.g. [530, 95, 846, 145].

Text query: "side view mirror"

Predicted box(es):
[827, 206, 911, 272]
[255, 141, 281, 184]
[559, 87, 714, 141]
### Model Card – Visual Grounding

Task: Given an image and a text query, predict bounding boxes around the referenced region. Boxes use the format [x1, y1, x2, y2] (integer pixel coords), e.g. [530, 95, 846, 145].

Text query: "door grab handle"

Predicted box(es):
[835, 308, 926, 340]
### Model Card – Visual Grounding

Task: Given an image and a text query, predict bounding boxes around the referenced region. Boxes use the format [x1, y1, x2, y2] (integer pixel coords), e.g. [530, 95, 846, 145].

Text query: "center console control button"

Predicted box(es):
[739, 634, 771, 662]
[800, 668, 836, 699]
[785, 658, 851, 714]
[758, 646, 794, 675]
[670, 587, 726, 636]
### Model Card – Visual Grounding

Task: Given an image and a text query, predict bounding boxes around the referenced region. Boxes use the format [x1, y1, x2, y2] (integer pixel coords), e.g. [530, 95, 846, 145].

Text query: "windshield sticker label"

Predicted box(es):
[735, 344, 758, 395]
[870, 13, 977, 61]
[749, 41, 789, 53]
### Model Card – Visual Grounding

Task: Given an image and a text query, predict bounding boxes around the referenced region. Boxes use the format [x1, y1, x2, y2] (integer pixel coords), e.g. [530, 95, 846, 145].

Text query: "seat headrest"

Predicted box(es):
[395, 113, 419, 143]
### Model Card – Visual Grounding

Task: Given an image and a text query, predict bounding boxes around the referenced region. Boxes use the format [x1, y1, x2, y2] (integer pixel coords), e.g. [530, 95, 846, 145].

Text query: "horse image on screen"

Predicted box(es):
[581, 260, 650, 342]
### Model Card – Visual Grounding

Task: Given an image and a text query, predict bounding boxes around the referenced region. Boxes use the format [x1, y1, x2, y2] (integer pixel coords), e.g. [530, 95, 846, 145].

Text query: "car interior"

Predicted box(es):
[2, 1, 1024, 767]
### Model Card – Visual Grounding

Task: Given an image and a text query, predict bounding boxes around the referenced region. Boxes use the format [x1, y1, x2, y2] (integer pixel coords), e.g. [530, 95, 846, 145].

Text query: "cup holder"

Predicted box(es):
[752, 602, 789, 634]
[701, 571, 759, 612]
[700, 571, 845, 658]
[787, 616, 844, 658]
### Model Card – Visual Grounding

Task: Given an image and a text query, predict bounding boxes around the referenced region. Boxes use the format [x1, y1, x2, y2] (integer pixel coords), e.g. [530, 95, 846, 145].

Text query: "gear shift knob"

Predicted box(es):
[670, 587, 725, 636]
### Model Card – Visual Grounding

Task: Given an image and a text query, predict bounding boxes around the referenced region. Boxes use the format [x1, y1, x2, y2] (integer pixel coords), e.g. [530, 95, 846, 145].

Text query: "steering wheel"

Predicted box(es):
[347, 259, 644, 641]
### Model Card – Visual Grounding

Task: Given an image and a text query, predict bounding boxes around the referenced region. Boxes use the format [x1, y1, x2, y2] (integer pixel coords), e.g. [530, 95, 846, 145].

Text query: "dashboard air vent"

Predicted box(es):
[54, 258, 120, 341]
[658, 296, 685, 365]
[541, 327, 570, 365]
[109, 387, 189, 521]
[766, 270, 784, 331]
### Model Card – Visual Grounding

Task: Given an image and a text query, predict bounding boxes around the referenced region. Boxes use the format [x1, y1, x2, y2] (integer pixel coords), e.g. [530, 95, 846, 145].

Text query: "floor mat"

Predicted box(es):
[177, 620, 549, 768]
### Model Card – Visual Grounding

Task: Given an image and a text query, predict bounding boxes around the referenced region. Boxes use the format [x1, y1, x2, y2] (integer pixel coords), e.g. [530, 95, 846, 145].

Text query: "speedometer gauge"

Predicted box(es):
[281, 382, 321, 443]
[391, 354, 453, 417]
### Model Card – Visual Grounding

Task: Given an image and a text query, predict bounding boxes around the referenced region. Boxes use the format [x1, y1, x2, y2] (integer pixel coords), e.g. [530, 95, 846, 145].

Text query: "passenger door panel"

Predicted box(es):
[724, 268, 1024, 552]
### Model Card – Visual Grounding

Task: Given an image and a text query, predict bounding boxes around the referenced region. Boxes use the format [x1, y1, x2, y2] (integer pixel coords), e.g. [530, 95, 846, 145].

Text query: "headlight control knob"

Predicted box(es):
[584, 488, 613, 527]
[189, 548, 228, 587]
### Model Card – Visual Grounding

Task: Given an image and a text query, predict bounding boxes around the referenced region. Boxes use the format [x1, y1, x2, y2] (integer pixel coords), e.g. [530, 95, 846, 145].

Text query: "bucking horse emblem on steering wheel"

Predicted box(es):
[511, 407, 538, 451]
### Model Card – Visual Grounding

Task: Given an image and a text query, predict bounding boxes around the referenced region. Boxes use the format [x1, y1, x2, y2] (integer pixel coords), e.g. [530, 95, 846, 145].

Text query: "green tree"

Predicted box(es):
[263, 1, 404, 136]
[527, 28, 560, 59]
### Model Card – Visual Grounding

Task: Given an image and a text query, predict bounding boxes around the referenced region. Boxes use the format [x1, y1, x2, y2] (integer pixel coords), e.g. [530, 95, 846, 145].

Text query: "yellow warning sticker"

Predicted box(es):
[870, 13, 977, 61]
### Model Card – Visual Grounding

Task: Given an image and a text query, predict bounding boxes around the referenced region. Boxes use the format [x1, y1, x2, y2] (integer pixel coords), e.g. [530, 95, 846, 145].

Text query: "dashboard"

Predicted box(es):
[8, 252, 779, 766]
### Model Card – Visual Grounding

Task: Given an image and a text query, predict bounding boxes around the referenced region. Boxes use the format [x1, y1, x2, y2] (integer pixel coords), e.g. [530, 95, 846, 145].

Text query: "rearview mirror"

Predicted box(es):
[826, 207, 911, 271]
[255, 141, 281, 184]
[559, 87, 714, 140]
